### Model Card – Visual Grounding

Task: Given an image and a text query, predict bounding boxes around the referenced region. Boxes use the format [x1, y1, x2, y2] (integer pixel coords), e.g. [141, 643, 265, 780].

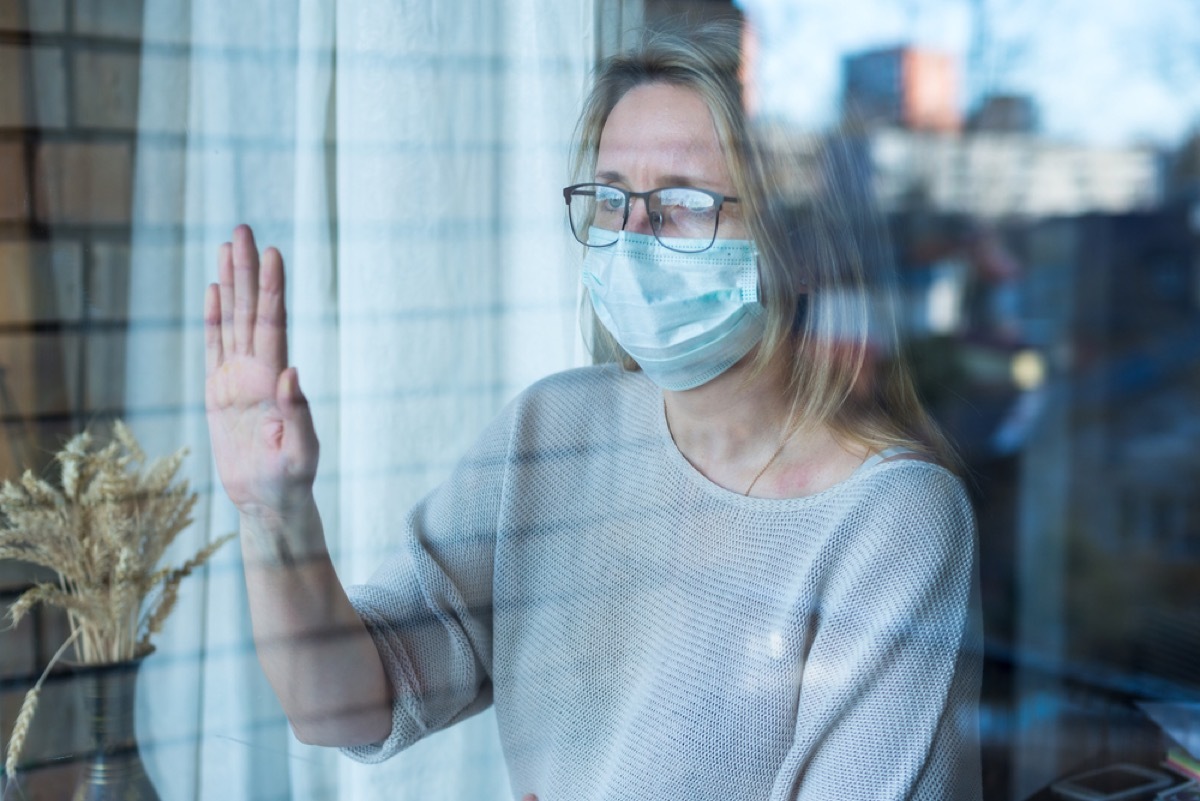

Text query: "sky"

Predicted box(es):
[734, 0, 1200, 147]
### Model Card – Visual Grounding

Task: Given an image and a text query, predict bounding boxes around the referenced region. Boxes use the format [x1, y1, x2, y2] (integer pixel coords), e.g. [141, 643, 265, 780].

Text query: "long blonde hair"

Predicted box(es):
[573, 22, 959, 470]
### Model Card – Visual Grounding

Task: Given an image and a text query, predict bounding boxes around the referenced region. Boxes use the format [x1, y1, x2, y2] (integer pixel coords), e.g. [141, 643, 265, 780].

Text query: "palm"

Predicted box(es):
[207, 356, 291, 510]
[204, 226, 317, 518]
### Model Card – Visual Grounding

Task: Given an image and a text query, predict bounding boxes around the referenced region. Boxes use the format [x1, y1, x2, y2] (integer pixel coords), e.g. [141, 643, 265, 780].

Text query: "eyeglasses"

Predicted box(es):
[562, 183, 740, 254]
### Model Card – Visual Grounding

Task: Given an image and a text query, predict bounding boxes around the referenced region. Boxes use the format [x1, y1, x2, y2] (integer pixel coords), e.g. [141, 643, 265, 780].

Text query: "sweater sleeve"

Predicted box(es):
[339, 399, 518, 764]
[771, 464, 983, 801]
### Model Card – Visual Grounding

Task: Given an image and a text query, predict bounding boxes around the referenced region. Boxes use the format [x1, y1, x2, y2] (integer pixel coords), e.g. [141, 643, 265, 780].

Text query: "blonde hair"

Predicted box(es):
[573, 22, 959, 470]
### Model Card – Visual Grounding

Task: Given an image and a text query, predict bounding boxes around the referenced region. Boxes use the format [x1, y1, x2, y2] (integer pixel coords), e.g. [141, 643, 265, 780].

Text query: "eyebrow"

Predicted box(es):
[594, 170, 722, 189]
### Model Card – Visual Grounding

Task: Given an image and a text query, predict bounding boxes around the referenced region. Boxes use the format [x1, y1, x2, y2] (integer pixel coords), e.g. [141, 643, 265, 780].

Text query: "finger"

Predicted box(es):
[522, 795, 539, 801]
[204, 283, 224, 375]
[218, 241, 235, 357]
[277, 367, 308, 421]
[277, 367, 319, 472]
[254, 246, 288, 372]
[232, 224, 260, 354]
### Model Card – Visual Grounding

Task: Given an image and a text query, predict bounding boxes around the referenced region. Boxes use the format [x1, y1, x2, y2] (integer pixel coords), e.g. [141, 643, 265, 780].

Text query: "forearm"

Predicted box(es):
[240, 495, 393, 747]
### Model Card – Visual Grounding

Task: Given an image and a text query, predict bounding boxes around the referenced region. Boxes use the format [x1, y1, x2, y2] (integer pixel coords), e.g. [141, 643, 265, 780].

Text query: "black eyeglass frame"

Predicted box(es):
[562, 182, 740, 254]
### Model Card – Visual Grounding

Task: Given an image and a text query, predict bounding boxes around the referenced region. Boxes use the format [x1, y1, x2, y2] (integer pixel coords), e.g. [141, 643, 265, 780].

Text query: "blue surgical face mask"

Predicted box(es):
[582, 229, 765, 391]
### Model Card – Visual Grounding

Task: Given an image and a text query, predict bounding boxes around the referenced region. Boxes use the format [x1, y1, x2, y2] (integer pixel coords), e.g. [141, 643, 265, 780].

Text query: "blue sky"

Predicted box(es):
[736, 0, 1200, 146]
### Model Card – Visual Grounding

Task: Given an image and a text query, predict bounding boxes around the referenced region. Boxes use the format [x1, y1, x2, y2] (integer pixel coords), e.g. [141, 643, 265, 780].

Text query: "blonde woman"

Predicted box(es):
[205, 24, 980, 801]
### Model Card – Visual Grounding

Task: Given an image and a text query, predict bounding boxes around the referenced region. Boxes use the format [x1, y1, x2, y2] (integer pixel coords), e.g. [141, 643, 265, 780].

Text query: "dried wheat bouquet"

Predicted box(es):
[0, 420, 235, 775]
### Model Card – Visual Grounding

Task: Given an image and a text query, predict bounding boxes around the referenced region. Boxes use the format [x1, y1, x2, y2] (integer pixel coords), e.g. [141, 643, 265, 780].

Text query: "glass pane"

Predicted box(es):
[2, 1, 1198, 800]
[731, 0, 1200, 798]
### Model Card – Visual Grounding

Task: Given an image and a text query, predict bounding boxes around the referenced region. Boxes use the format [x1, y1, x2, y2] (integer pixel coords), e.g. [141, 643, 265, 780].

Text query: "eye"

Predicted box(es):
[595, 186, 626, 213]
[657, 188, 716, 215]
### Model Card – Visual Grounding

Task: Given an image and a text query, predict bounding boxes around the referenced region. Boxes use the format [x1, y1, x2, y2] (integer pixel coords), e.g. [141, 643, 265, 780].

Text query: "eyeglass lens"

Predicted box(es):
[567, 185, 721, 253]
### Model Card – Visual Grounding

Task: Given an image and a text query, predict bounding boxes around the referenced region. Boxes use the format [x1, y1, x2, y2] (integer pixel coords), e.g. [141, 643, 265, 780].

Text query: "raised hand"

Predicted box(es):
[205, 226, 319, 524]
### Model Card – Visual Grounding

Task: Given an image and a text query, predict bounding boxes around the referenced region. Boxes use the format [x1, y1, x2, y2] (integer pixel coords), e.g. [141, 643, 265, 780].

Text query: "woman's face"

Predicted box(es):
[595, 82, 747, 241]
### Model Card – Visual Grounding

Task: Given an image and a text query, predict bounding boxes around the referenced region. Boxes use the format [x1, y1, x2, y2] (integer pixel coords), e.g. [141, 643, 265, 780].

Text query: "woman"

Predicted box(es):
[204, 24, 980, 801]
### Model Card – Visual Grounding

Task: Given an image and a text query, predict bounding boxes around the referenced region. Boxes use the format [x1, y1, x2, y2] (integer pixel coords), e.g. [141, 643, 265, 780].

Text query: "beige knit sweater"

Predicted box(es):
[344, 365, 982, 800]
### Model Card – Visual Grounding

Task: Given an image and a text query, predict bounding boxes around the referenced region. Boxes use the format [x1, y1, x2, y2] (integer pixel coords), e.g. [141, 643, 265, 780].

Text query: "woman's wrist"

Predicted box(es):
[239, 491, 328, 567]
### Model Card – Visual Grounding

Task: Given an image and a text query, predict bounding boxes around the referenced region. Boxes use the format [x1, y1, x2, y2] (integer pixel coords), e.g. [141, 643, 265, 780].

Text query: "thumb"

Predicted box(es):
[276, 367, 319, 473]
[522, 796, 539, 801]
[276, 366, 308, 416]
[277, 367, 317, 444]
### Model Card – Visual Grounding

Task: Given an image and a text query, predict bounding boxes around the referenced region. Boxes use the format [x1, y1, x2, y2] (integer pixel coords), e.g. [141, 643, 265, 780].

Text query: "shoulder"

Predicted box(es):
[495, 364, 658, 447]
[519, 364, 647, 403]
[511, 364, 656, 422]
[815, 460, 978, 603]
[862, 460, 974, 535]
[850, 456, 970, 510]
[826, 460, 976, 564]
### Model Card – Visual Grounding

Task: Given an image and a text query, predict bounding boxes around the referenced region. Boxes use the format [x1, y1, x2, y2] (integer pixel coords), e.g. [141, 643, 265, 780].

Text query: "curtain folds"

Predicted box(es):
[126, 2, 593, 799]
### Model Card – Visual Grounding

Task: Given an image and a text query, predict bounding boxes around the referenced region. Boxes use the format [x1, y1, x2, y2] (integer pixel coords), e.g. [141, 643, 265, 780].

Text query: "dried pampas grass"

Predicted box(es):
[1, 421, 235, 776]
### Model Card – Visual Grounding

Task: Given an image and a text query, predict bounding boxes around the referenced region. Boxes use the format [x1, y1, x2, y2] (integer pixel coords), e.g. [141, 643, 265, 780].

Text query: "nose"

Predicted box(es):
[625, 196, 655, 235]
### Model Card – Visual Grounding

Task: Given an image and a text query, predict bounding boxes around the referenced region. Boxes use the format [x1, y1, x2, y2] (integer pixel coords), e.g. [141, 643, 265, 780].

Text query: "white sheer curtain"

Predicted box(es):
[125, 2, 594, 799]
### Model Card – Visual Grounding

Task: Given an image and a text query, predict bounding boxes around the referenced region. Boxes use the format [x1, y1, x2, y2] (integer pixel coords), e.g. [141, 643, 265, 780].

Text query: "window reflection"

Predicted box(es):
[1, 1, 1198, 800]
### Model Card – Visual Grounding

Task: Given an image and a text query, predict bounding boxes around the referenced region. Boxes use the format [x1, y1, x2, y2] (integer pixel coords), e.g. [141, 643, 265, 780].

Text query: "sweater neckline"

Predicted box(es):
[638, 372, 922, 508]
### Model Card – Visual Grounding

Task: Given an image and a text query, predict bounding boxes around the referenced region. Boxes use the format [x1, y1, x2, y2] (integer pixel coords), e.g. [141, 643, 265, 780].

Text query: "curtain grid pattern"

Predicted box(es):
[125, 2, 595, 798]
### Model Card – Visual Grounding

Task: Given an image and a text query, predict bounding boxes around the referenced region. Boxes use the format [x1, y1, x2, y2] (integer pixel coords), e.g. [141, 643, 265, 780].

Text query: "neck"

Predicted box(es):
[660, 354, 868, 498]
[661, 354, 794, 484]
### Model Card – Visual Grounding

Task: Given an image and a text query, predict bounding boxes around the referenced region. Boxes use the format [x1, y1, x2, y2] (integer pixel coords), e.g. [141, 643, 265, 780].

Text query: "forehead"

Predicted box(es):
[596, 83, 729, 184]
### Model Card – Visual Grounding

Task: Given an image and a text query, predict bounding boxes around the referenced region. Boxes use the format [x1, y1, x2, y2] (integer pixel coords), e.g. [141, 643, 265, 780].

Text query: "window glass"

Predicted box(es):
[2, 1, 1198, 800]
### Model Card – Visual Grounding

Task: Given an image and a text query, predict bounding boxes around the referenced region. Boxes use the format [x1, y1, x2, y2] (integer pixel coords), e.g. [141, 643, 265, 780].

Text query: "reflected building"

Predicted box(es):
[833, 40, 1199, 799]
[970, 94, 1039, 135]
[842, 46, 961, 134]
[838, 45, 1161, 220]
[870, 130, 1161, 219]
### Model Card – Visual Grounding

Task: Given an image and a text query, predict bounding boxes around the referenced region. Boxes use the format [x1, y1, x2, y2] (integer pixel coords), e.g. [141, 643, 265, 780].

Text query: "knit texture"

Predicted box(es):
[343, 365, 982, 800]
